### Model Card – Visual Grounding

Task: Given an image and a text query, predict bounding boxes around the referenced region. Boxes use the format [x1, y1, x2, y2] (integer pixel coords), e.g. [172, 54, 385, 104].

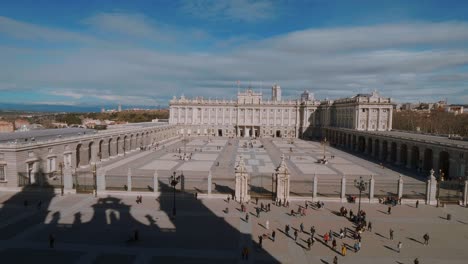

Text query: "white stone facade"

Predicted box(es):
[169, 86, 393, 138]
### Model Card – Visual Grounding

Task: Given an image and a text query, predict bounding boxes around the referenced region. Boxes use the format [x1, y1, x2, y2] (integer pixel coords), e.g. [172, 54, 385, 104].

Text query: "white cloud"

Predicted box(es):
[181, 0, 275, 22]
[0, 16, 468, 104]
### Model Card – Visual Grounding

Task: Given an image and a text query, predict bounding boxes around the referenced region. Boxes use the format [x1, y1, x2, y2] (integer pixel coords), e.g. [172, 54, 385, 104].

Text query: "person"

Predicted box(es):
[300, 223, 304, 233]
[307, 238, 312, 250]
[49, 233, 55, 248]
[368, 221, 372, 232]
[294, 230, 298, 241]
[246, 213, 249, 222]
[343, 228, 347, 238]
[257, 208, 260, 218]
[332, 238, 337, 250]
[423, 233, 429, 245]
[416, 200, 419, 208]
[266, 220, 269, 230]
[256, 197, 259, 205]
[324, 233, 329, 244]
[285, 225, 290, 236]
[225, 207, 229, 214]
[242, 246, 249, 260]
[390, 229, 394, 240]
[388, 206, 392, 215]
[272, 231, 276, 242]
[397, 241, 402, 253]
[353, 241, 359, 252]
[227, 196, 230, 203]
[339, 229, 344, 239]
[291, 209, 295, 216]
[341, 243, 347, 256]
[310, 226, 316, 238]
[333, 256, 338, 264]
[414, 258, 419, 264]
[258, 235, 263, 248]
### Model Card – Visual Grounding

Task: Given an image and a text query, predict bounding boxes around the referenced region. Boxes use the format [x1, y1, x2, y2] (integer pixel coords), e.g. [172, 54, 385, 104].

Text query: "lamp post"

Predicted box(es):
[59, 162, 64, 196]
[436, 169, 444, 207]
[92, 163, 97, 198]
[354, 176, 368, 213]
[170, 171, 182, 217]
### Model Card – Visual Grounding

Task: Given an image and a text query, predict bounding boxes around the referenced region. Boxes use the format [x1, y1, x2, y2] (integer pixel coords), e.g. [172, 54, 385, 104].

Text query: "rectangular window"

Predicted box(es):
[47, 158, 56, 173]
[0, 165, 5, 181]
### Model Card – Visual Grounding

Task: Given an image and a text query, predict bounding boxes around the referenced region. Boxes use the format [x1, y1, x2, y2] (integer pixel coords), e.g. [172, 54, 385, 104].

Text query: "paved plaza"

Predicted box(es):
[0, 189, 467, 263]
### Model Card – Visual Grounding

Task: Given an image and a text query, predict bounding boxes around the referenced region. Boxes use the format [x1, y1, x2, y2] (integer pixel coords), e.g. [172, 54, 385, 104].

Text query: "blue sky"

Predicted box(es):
[1, 0, 468, 107]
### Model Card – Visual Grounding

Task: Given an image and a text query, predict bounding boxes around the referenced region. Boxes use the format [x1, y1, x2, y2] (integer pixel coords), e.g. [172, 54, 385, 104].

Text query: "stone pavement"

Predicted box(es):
[0, 189, 467, 264]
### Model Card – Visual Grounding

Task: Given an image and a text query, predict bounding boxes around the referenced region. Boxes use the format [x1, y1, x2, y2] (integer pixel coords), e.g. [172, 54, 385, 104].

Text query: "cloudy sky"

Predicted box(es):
[1, 0, 468, 107]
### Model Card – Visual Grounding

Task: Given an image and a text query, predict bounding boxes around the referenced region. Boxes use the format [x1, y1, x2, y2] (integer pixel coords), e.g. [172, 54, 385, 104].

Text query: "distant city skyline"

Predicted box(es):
[1, 0, 468, 107]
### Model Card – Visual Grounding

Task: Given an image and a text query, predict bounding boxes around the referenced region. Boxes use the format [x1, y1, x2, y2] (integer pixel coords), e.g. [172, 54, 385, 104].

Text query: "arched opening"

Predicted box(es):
[358, 136, 366, 152]
[88, 142, 94, 164]
[423, 149, 433, 171]
[400, 144, 408, 167]
[390, 142, 397, 163]
[411, 146, 419, 170]
[382, 141, 388, 161]
[439, 151, 450, 179]
[108, 138, 112, 157]
[76, 144, 82, 167]
[98, 140, 103, 161]
[374, 139, 380, 158]
[367, 138, 373, 155]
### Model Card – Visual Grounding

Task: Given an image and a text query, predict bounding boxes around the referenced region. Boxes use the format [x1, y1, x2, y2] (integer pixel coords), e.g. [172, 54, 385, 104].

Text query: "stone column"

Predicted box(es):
[127, 168, 132, 191]
[426, 169, 437, 205]
[397, 175, 403, 199]
[406, 147, 413, 169]
[369, 175, 375, 201]
[207, 171, 212, 196]
[378, 141, 384, 160]
[97, 167, 106, 191]
[235, 156, 250, 203]
[340, 175, 346, 202]
[313, 174, 318, 199]
[396, 145, 402, 165]
[153, 170, 159, 193]
[275, 155, 290, 203]
[463, 180, 468, 206]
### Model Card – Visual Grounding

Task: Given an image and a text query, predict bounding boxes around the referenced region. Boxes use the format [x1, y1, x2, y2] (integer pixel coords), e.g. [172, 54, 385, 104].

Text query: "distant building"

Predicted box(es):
[445, 105, 466, 115]
[0, 121, 14, 133]
[118, 104, 122, 112]
[14, 119, 30, 130]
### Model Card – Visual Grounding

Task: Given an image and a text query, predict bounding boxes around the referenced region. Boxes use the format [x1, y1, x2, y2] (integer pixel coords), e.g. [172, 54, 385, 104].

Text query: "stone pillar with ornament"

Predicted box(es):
[275, 154, 291, 203]
[235, 156, 250, 203]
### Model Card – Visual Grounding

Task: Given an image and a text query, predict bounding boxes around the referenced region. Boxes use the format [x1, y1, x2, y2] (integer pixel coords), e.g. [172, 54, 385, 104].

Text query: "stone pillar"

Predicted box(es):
[340, 175, 346, 202]
[235, 156, 250, 203]
[207, 171, 212, 195]
[63, 167, 73, 190]
[275, 155, 290, 203]
[127, 168, 132, 191]
[153, 170, 159, 193]
[369, 175, 375, 201]
[397, 174, 403, 199]
[463, 180, 468, 206]
[97, 167, 106, 191]
[313, 174, 318, 199]
[378, 141, 384, 160]
[396, 145, 402, 165]
[426, 169, 437, 205]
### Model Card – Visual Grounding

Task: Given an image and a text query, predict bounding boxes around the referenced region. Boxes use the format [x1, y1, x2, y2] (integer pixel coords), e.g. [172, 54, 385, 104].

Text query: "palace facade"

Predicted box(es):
[169, 85, 394, 138]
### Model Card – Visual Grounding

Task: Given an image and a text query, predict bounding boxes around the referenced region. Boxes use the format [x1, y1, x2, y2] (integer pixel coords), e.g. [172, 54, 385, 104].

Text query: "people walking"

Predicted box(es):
[310, 226, 316, 238]
[307, 238, 312, 250]
[390, 229, 394, 240]
[285, 225, 290, 236]
[367, 221, 372, 232]
[266, 220, 269, 230]
[332, 238, 337, 250]
[339, 229, 344, 239]
[272, 231, 276, 242]
[258, 235, 263, 248]
[397, 241, 402, 253]
[300, 223, 304, 233]
[423, 233, 430, 245]
[388, 206, 392, 215]
[414, 258, 419, 264]
[294, 230, 298, 241]
[416, 200, 419, 208]
[341, 243, 347, 256]
[246, 213, 249, 222]
[333, 256, 338, 264]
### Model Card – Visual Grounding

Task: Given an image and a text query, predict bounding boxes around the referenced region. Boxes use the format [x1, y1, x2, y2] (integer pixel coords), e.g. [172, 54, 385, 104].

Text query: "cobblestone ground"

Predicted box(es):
[0, 190, 467, 264]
